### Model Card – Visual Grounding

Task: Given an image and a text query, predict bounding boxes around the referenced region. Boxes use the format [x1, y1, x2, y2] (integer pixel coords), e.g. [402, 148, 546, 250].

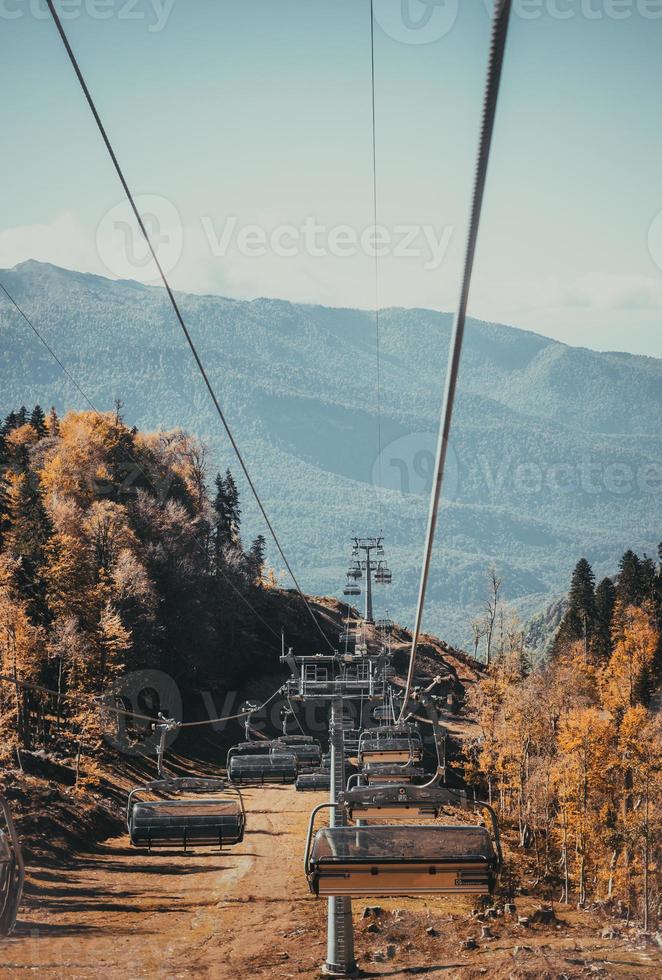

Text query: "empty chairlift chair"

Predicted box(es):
[0, 796, 25, 936]
[228, 751, 298, 785]
[127, 777, 245, 852]
[357, 727, 423, 766]
[361, 762, 425, 785]
[296, 770, 332, 792]
[279, 736, 323, 773]
[305, 811, 498, 898]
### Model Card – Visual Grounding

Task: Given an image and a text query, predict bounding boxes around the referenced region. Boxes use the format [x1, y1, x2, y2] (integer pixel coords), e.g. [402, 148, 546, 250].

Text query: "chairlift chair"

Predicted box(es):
[343, 578, 361, 597]
[296, 770, 332, 792]
[304, 810, 498, 897]
[228, 752, 298, 785]
[347, 564, 362, 581]
[374, 563, 392, 585]
[362, 762, 425, 785]
[0, 797, 25, 936]
[358, 727, 423, 765]
[127, 778, 245, 852]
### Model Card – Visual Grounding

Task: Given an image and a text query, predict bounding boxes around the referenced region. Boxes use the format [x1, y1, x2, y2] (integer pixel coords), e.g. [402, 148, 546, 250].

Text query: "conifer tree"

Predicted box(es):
[30, 405, 47, 437]
[594, 576, 616, 661]
[553, 558, 596, 657]
[617, 550, 643, 608]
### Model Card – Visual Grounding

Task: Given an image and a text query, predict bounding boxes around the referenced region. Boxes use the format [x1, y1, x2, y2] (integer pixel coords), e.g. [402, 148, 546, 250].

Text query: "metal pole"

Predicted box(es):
[324, 699, 357, 976]
[364, 546, 374, 624]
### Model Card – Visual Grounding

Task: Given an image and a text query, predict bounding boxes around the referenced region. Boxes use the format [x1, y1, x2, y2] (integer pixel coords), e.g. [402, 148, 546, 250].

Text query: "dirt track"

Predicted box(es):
[2, 785, 661, 978]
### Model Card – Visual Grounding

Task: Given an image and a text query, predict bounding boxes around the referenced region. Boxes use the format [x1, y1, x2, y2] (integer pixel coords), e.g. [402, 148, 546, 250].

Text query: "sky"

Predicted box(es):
[2, 0, 662, 357]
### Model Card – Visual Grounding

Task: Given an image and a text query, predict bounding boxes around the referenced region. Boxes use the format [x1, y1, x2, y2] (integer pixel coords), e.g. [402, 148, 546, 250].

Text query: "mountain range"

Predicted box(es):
[2, 260, 660, 650]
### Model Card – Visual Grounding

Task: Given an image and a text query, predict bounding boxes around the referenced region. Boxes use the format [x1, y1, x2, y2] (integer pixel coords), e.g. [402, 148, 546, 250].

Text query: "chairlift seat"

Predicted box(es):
[359, 737, 422, 764]
[129, 798, 244, 849]
[363, 762, 425, 785]
[296, 771, 332, 792]
[228, 752, 297, 785]
[127, 777, 244, 851]
[306, 825, 496, 897]
[341, 784, 466, 822]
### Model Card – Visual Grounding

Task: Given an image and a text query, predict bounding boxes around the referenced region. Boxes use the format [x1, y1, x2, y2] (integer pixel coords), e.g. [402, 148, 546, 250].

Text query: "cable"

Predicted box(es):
[44, 0, 334, 655]
[0, 273, 283, 646]
[0, 279, 99, 414]
[398, 0, 513, 722]
[369, 0, 384, 529]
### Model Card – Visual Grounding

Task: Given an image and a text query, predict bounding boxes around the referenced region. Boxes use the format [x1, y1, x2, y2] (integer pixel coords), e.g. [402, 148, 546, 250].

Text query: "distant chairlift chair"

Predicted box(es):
[0, 796, 25, 936]
[228, 751, 298, 785]
[127, 777, 245, 852]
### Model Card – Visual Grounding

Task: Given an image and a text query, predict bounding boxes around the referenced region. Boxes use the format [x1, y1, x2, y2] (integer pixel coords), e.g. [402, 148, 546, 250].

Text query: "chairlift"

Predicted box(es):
[296, 770, 331, 792]
[305, 812, 498, 897]
[347, 564, 362, 581]
[374, 563, 392, 585]
[284, 741, 322, 772]
[0, 797, 25, 936]
[362, 762, 425, 784]
[228, 752, 298, 785]
[127, 777, 245, 852]
[343, 578, 361, 597]
[358, 727, 423, 765]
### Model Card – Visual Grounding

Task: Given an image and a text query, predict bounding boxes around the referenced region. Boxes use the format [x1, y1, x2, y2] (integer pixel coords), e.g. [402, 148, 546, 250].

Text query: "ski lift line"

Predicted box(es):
[397, 0, 513, 724]
[0, 279, 283, 647]
[369, 0, 383, 529]
[44, 0, 335, 656]
[0, 279, 99, 414]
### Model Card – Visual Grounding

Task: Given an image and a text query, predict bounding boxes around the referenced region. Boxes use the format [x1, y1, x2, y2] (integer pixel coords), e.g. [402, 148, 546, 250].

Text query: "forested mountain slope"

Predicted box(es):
[2, 260, 660, 645]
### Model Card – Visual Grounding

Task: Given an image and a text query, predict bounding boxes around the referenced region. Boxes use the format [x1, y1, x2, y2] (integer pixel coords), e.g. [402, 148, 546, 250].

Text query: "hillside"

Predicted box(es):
[2, 260, 661, 646]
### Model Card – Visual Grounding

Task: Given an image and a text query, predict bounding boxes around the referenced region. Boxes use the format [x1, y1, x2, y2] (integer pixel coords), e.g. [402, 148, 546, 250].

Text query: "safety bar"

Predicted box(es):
[303, 802, 336, 880]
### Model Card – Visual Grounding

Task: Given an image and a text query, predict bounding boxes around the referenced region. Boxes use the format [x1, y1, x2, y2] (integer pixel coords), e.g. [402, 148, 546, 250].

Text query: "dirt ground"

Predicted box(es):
[2, 784, 661, 979]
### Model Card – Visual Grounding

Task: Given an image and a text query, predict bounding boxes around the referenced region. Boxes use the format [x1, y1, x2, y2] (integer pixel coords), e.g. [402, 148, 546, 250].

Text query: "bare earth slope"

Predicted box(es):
[3, 784, 661, 979]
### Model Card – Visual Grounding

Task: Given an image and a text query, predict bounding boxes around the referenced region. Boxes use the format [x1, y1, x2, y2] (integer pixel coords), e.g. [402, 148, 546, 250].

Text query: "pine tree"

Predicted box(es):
[2, 411, 18, 434]
[594, 577, 616, 661]
[30, 405, 47, 437]
[554, 558, 596, 657]
[15, 407, 28, 426]
[213, 469, 241, 552]
[246, 534, 266, 583]
[617, 550, 643, 608]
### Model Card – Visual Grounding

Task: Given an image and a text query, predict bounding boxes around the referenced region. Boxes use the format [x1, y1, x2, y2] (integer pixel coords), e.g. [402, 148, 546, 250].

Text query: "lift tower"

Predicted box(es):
[350, 537, 384, 624]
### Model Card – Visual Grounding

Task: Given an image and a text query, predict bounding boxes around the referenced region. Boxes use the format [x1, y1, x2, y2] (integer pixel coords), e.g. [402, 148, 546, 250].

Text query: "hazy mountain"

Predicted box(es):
[2, 260, 660, 647]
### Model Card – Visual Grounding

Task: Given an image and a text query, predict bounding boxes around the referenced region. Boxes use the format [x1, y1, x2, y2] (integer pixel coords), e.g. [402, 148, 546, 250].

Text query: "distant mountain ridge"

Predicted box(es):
[2, 260, 661, 647]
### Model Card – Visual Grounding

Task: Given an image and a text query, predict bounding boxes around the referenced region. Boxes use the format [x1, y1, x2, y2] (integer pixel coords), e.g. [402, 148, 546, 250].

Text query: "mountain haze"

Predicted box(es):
[2, 260, 661, 647]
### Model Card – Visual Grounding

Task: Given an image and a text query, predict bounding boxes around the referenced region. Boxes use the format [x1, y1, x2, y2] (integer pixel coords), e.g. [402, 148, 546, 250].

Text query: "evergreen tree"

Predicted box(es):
[16, 406, 28, 426]
[30, 404, 47, 437]
[246, 534, 266, 583]
[617, 549, 643, 607]
[3, 411, 18, 434]
[553, 558, 596, 656]
[213, 469, 241, 552]
[594, 576, 616, 661]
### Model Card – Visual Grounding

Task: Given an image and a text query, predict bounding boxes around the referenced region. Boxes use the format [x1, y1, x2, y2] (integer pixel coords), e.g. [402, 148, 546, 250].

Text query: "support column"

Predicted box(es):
[324, 699, 357, 976]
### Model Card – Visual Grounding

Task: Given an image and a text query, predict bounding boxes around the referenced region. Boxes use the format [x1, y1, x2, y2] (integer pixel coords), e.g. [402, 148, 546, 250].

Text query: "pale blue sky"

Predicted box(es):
[2, 0, 662, 355]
